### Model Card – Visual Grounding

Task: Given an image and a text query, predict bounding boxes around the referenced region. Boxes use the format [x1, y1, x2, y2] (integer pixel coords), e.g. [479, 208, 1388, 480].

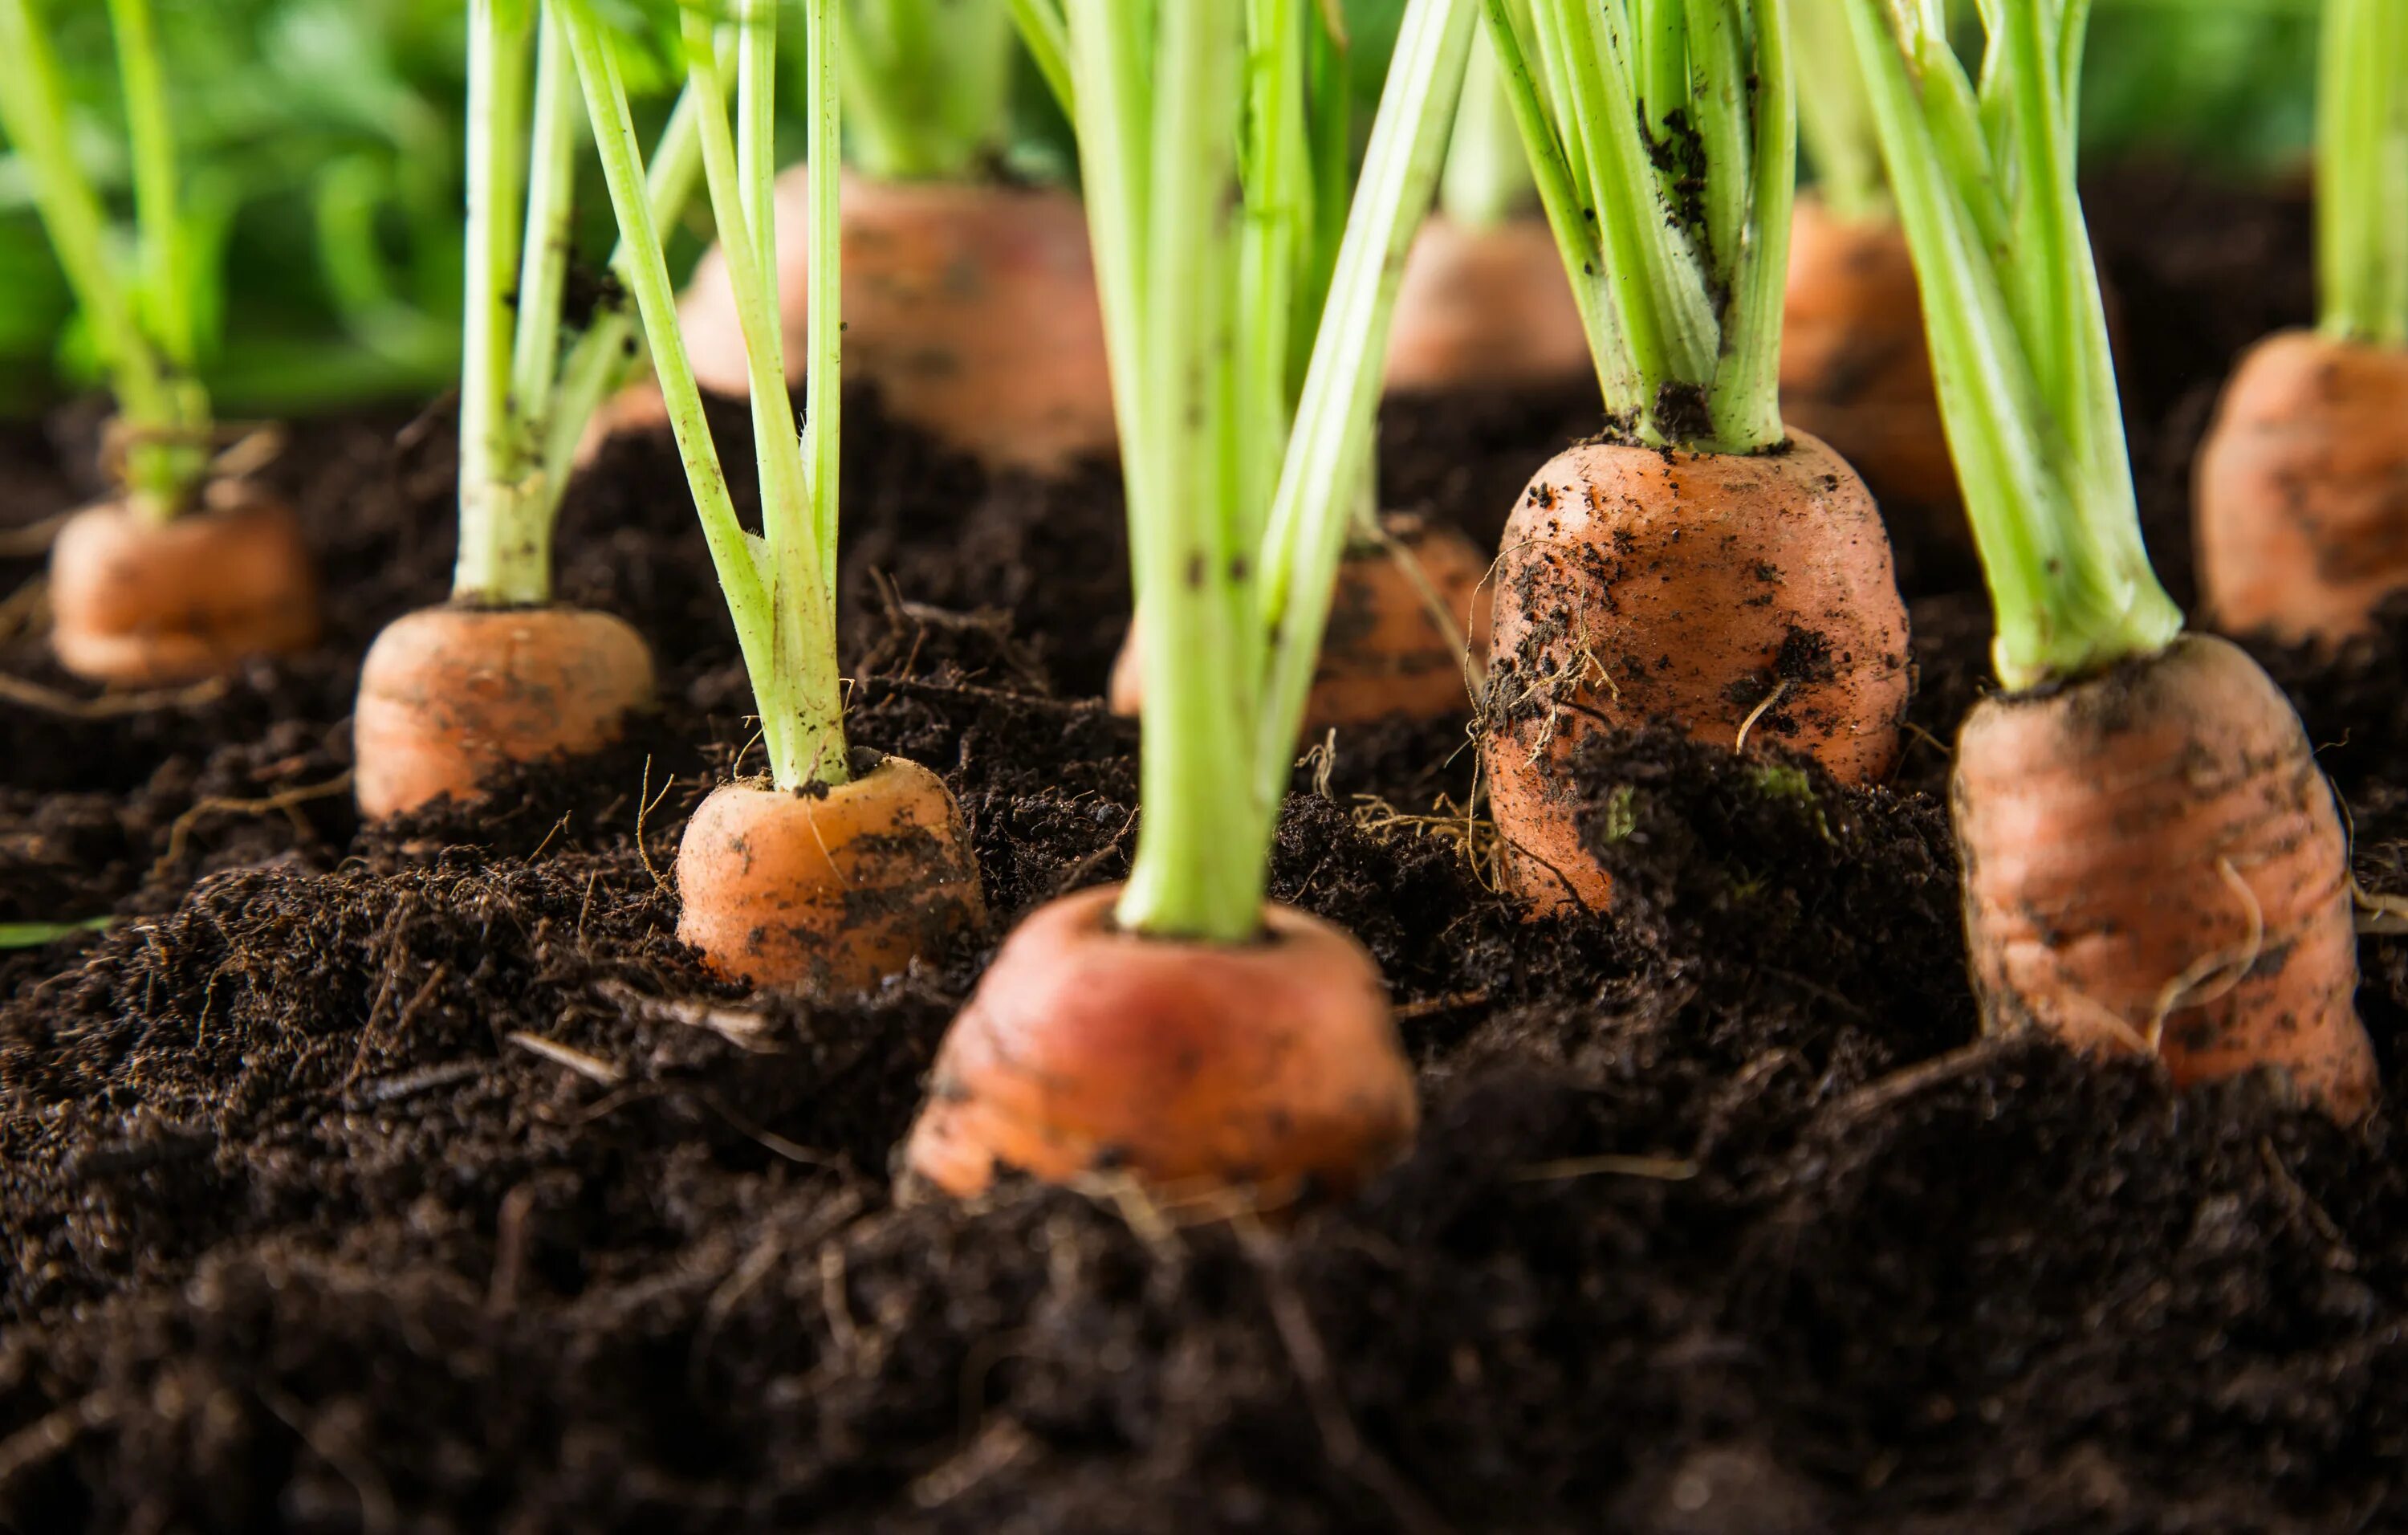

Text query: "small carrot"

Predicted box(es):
[663, 173, 1117, 475]
[677, 755, 984, 991]
[1385, 31, 1588, 393]
[1, 0, 320, 685]
[353, 606, 653, 820]
[1109, 515, 1495, 732]
[1471, 0, 1911, 916]
[47, 488, 319, 686]
[356, 2, 693, 819]
[905, 0, 1476, 1199]
[1848, 0, 2376, 1118]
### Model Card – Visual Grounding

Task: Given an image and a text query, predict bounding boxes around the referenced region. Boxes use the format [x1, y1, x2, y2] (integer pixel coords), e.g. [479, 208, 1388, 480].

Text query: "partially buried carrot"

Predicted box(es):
[355, 2, 692, 820]
[1848, 0, 2376, 1117]
[1472, 0, 1910, 917]
[901, 0, 1476, 1199]
[903, 885, 1413, 1198]
[353, 606, 653, 820]
[1484, 434, 1909, 914]
[1108, 514, 1495, 732]
[48, 485, 319, 686]
[677, 755, 984, 991]
[2195, 0, 2408, 645]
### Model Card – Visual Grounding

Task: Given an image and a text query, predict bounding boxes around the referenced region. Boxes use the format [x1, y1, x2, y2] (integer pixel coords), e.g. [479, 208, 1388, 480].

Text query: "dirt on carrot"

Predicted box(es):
[4, 170, 2408, 1534]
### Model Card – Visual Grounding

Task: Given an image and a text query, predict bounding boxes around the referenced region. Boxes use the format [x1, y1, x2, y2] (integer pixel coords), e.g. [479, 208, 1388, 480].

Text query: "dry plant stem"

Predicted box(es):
[1480, 433, 1910, 915]
[353, 606, 656, 819]
[1953, 635, 2376, 1121]
[901, 885, 1415, 1200]
[673, 757, 983, 992]
[47, 490, 319, 686]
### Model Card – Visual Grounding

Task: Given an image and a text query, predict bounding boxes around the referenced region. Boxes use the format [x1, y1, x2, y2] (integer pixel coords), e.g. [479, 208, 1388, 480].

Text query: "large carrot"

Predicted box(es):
[1847, 0, 2376, 1118]
[2196, 0, 2408, 645]
[0, 0, 319, 685]
[1471, 0, 1910, 917]
[905, 0, 1477, 1202]
[356, 2, 702, 820]
[1385, 29, 1588, 393]
[566, 0, 981, 991]
[601, 2, 1114, 476]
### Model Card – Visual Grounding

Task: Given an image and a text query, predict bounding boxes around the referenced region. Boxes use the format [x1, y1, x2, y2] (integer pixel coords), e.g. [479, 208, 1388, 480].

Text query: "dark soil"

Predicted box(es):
[6, 167, 2408, 1534]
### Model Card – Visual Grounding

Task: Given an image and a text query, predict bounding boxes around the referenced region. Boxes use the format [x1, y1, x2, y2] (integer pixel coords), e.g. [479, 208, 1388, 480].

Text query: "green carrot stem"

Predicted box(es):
[1791, 0, 1886, 222]
[836, 0, 1013, 181]
[1438, 25, 1537, 230]
[2317, 0, 2408, 345]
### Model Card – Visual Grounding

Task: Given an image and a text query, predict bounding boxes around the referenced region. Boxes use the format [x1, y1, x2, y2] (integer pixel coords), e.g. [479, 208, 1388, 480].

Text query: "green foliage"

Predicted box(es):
[2316, 0, 2408, 345]
[1845, 0, 2181, 690]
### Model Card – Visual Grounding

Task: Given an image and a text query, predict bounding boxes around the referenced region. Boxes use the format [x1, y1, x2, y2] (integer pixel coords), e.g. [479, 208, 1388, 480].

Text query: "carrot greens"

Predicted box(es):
[1844, 0, 2182, 688]
[2317, 0, 2408, 347]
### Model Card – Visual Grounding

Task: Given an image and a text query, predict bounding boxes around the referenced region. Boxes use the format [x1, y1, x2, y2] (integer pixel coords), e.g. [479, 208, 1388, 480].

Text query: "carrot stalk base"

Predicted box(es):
[1479, 430, 1911, 916]
[2196, 329, 2408, 645]
[674, 756, 984, 993]
[47, 488, 319, 686]
[353, 604, 657, 821]
[1953, 633, 2376, 1122]
[901, 884, 1416, 1204]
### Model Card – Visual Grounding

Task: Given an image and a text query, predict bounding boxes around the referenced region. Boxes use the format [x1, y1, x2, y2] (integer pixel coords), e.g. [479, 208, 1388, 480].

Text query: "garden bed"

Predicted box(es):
[2, 169, 2405, 1533]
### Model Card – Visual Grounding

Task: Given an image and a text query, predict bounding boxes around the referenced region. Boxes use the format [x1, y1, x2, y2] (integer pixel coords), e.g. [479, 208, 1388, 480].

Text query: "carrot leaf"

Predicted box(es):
[2318, 0, 2408, 347]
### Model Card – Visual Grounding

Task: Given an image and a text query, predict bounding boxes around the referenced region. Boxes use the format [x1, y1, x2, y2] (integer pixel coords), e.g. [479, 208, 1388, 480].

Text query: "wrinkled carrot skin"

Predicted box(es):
[901, 884, 1416, 1202]
[1779, 197, 1960, 518]
[1385, 216, 1592, 393]
[612, 171, 1116, 476]
[1480, 432, 1911, 915]
[2195, 330, 2408, 645]
[1108, 515, 1495, 731]
[48, 489, 319, 686]
[675, 755, 984, 993]
[1954, 633, 2376, 1120]
[353, 605, 657, 820]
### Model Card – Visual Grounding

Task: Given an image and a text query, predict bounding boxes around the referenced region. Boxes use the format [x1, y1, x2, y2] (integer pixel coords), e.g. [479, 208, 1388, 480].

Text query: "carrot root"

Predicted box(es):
[1385, 216, 1592, 394]
[2196, 328, 2408, 645]
[674, 755, 984, 993]
[1953, 633, 2376, 1120]
[1479, 430, 1911, 916]
[901, 884, 1416, 1203]
[662, 170, 1115, 476]
[353, 604, 657, 820]
[47, 490, 319, 686]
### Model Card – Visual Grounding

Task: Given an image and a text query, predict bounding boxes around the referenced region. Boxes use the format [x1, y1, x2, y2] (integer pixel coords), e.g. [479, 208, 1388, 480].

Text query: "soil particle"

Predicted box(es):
[4, 169, 2408, 1533]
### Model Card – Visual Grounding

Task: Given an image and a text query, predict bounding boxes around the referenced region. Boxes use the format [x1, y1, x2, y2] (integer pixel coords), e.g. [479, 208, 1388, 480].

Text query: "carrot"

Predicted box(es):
[1955, 635, 2375, 1117]
[609, 166, 1115, 478]
[2197, 331, 2408, 644]
[1109, 515, 1494, 731]
[47, 487, 319, 686]
[1387, 218, 1590, 393]
[1468, 0, 1910, 915]
[1779, 194, 1958, 514]
[353, 605, 653, 820]
[898, 0, 1473, 1199]
[1482, 433, 1910, 914]
[675, 755, 984, 991]
[902, 884, 1413, 1199]
[1847, 0, 2377, 1117]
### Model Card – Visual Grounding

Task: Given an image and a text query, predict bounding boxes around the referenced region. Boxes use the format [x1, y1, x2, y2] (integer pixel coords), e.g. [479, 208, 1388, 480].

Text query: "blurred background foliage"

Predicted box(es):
[0, 0, 2324, 421]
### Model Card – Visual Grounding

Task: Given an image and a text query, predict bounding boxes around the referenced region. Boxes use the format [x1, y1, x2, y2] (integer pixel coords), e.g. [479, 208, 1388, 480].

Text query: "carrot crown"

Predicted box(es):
[1845, 0, 2181, 691]
[840, 0, 1015, 181]
[0, 0, 212, 523]
[1792, 0, 1885, 222]
[2317, 0, 2408, 348]
[1018, 0, 1474, 944]
[567, 0, 852, 793]
[1478, 0, 1793, 454]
